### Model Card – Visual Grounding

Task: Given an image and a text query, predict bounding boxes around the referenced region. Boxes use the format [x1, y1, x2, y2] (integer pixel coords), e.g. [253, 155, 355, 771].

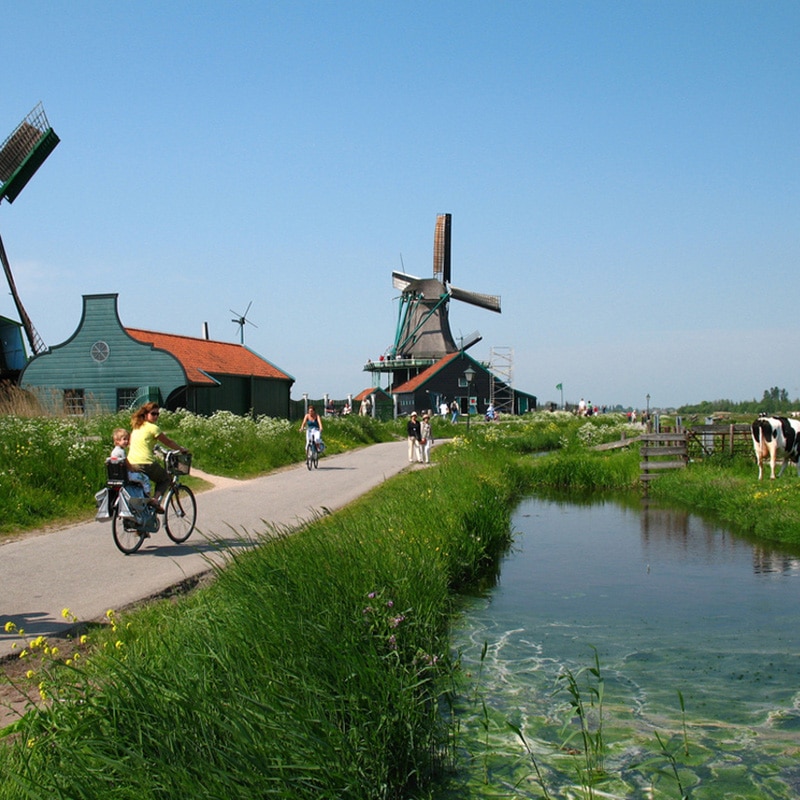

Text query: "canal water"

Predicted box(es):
[446, 495, 800, 799]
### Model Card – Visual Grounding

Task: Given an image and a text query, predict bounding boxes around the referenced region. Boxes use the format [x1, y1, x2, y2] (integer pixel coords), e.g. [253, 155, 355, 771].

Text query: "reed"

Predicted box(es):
[555, 647, 606, 796]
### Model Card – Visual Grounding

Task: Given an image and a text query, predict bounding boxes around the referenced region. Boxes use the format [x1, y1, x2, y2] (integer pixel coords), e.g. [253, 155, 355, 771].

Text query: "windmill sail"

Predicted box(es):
[0, 104, 59, 361]
[0, 234, 46, 355]
[433, 213, 451, 285]
[387, 213, 501, 361]
[449, 285, 501, 312]
[0, 103, 60, 205]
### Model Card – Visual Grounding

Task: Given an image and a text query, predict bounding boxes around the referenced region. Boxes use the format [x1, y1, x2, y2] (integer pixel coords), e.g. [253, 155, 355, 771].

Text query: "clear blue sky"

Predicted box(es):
[2, 1, 798, 410]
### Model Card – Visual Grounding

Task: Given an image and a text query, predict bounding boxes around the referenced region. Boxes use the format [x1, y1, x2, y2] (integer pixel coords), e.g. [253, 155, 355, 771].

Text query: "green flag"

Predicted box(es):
[556, 383, 562, 391]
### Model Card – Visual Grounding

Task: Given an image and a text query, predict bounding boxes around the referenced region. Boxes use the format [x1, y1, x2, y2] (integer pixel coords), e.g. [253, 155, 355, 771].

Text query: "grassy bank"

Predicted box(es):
[646, 457, 800, 544]
[0, 437, 522, 799]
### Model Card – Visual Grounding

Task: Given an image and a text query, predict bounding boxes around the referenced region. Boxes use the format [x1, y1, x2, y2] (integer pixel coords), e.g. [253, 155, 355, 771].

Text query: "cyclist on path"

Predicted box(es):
[300, 405, 323, 451]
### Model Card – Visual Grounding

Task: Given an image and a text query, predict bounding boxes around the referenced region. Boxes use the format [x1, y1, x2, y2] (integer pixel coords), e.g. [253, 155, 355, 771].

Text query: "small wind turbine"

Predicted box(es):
[231, 301, 258, 344]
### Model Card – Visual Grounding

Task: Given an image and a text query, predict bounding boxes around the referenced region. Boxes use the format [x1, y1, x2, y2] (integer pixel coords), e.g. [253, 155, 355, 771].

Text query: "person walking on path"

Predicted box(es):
[407, 411, 422, 462]
[420, 413, 434, 464]
[450, 400, 459, 424]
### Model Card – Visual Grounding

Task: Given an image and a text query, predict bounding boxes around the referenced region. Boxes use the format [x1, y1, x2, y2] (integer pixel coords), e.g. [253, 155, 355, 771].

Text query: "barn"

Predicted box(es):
[19, 294, 294, 417]
[392, 351, 537, 418]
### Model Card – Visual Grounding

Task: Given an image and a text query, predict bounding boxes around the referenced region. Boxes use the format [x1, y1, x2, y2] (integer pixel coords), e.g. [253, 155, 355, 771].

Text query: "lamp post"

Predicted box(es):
[464, 366, 476, 432]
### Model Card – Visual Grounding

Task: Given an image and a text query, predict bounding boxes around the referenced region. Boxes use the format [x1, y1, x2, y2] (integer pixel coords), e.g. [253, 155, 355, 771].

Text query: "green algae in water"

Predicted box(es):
[443, 497, 800, 799]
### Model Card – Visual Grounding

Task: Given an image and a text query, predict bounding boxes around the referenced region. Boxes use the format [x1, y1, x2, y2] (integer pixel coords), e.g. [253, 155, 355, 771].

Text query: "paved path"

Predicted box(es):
[1, 441, 416, 659]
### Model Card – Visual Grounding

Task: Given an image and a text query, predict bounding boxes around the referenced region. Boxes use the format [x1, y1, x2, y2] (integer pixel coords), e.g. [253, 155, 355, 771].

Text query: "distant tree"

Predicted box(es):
[757, 387, 791, 415]
[677, 390, 798, 416]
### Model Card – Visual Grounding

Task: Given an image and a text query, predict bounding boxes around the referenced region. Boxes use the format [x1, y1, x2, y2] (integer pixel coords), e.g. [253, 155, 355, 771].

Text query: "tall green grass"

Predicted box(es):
[0, 445, 518, 799]
[524, 448, 640, 491]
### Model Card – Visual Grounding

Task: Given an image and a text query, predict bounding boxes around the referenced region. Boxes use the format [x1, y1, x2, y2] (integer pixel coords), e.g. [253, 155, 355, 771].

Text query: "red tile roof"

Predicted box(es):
[354, 387, 391, 401]
[393, 352, 463, 394]
[126, 328, 293, 386]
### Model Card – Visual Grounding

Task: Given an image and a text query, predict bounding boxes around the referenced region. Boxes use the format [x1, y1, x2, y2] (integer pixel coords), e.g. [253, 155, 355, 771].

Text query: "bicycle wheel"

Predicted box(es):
[312, 444, 319, 469]
[165, 485, 196, 543]
[112, 509, 145, 554]
[306, 443, 314, 470]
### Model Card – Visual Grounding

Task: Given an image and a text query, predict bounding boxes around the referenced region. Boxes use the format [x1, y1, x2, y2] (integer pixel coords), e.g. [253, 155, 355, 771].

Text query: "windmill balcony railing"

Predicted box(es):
[364, 356, 438, 371]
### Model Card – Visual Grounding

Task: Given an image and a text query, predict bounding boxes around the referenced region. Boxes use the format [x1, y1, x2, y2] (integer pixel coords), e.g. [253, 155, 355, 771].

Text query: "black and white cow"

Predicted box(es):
[751, 415, 800, 480]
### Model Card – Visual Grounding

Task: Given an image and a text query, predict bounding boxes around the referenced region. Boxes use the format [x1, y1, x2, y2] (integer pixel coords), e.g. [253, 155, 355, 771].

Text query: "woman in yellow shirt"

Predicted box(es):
[128, 402, 189, 513]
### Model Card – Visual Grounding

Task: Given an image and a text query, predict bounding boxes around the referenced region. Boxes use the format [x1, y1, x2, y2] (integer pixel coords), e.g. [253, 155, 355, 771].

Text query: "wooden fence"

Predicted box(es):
[639, 432, 688, 482]
[590, 422, 754, 483]
[685, 423, 752, 458]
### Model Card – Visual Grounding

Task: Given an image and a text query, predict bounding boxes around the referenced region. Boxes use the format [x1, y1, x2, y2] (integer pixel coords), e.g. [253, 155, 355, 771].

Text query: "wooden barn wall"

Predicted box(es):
[192, 375, 291, 418]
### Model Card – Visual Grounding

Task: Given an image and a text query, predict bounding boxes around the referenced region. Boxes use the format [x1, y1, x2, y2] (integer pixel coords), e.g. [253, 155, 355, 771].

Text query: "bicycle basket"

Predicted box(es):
[166, 451, 191, 475]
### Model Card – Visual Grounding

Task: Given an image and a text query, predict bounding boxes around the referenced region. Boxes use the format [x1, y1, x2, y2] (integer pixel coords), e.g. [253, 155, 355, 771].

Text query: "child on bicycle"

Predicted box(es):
[299, 405, 324, 451]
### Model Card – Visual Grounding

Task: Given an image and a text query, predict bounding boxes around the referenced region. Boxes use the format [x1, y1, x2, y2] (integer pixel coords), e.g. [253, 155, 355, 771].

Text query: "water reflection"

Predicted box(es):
[641, 499, 800, 576]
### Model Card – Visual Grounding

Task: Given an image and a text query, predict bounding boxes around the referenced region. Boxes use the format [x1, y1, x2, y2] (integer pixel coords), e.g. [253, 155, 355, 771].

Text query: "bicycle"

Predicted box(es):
[305, 430, 321, 470]
[105, 447, 197, 554]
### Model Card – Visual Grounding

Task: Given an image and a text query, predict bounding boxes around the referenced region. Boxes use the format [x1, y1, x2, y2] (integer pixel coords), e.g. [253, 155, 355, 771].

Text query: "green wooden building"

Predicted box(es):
[20, 294, 294, 417]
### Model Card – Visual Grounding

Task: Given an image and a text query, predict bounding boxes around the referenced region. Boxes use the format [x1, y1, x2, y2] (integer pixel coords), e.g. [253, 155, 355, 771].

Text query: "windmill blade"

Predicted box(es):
[449, 285, 501, 313]
[459, 330, 483, 350]
[432, 213, 452, 284]
[392, 270, 422, 292]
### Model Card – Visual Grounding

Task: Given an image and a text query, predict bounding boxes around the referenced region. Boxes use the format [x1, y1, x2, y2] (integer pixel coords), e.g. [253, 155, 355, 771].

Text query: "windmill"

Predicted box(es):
[390, 213, 500, 360]
[231, 301, 258, 344]
[0, 103, 60, 358]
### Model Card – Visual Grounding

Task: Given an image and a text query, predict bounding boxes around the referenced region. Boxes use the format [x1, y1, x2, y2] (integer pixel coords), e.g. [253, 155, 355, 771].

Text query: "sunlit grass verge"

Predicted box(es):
[0, 445, 520, 800]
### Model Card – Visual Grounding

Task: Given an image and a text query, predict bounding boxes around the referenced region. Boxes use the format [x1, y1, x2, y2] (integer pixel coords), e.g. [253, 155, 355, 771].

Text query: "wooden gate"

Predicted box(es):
[640, 432, 688, 482]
